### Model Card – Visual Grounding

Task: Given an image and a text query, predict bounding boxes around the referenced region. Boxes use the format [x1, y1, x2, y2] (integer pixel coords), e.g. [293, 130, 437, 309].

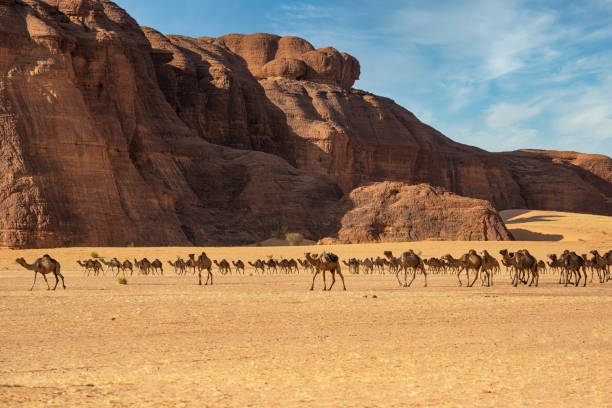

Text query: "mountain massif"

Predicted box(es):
[1, 0, 611, 248]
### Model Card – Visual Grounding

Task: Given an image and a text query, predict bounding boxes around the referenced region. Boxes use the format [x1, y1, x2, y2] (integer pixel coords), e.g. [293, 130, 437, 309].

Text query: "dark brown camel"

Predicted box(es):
[232, 260, 245, 274]
[16, 255, 65, 291]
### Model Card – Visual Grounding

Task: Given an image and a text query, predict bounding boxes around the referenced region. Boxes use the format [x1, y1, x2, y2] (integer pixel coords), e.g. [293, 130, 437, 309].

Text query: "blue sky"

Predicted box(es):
[115, 0, 612, 155]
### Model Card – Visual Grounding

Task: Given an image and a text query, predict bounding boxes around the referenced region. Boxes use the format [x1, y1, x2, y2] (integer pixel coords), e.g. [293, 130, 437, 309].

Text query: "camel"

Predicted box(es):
[441, 254, 463, 275]
[248, 259, 265, 274]
[297, 258, 315, 274]
[424, 258, 444, 274]
[548, 254, 564, 283]
[196, 252, 213, 285]
[288, 259, 299, 274]
[213, 259, 230, 275]
[509, 250, 538, 287]
[305, 252, 345, 291]
[121, 259, 134, 276]
[100, 258, 122, 276]
[186, 254, 197, 275]
[455, 250, 482, 287]
[134, 258, 151, 275]
[278, 259, 290, 274]
[232, 260, 245, 274]
[168, 258, 186, 275]
[373, 257, 385, 274]
[589, 250, 607, 283]
[343, 258, 361, 274]
[151, 259, 164, 275]
[16, 255, 65, 291]
[265, 259, 278, 274]
[560, 250, 586, 287]
[537, 260, 546, 275]
[77, 260, 95, 276]
[480, 250, 499, 286]
[386, 250, 426, 287]
[499, 249, 522, 283]
[359, 258, 374, 274]
[383, 251, 402, 275]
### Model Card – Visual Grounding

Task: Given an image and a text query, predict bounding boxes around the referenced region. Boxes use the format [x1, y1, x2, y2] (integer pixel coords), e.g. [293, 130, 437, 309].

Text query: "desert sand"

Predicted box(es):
[1, 210, 612, 407]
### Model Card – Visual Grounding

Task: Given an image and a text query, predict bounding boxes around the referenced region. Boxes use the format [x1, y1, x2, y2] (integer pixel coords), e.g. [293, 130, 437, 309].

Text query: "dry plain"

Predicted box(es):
[1, 210, 612, 407]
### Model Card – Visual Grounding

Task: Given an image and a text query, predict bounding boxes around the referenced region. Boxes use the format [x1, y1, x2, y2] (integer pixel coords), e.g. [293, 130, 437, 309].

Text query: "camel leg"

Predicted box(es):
[406, 269, 416, 287]
[198, 271, 202, 286]
[457, 269, 463, 286]
[395, 269, 403, 287]
[322, 270, 327, 291]
[470, 269, 479, 287]
[336, 269, 346, 290]
[53, 273, 59, 290]
[30, 272, 38, 291]
[423, 270, 428, 287]
[328, 271, 336, 291]
[42, 274, 50, 290]
[403, 268, 408, 287]
[209, 269, 213, 285]
[582, 268, 587, 287]
[310, 270, 320, 291]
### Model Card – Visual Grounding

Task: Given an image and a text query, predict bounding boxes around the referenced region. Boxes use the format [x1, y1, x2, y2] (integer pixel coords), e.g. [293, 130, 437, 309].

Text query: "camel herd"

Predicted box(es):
[13, 248, 612, 291]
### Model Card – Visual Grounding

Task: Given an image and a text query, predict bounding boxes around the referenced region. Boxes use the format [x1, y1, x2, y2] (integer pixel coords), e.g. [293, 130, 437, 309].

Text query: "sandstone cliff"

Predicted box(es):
[0, 0, 610, 248]
[319, 182, 513, 244]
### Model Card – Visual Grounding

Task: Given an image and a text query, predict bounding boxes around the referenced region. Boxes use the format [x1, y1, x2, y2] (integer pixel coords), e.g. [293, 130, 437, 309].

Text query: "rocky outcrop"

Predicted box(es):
[215, 33, 360, 88]
[319, 182, 513, 244]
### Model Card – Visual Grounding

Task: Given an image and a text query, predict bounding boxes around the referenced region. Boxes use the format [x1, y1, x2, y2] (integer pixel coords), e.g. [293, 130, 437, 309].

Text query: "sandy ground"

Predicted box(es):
[1, 210, 612, 407]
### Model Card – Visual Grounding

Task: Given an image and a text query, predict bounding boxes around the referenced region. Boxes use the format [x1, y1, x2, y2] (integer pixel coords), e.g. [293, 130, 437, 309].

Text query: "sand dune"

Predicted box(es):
[501, 209, 612, 242]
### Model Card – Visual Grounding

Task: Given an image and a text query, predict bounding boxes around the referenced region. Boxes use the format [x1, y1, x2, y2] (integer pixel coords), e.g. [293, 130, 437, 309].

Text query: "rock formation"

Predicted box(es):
[319, 182, 513, 244]
[0, 0, 610, 248]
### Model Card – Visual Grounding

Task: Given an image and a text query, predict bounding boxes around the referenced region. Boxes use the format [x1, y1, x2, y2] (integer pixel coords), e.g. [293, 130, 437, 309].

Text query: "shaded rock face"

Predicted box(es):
[0, 0, 341, 247]
[0, 0, 610, 248]
[319, 182, 513, 244]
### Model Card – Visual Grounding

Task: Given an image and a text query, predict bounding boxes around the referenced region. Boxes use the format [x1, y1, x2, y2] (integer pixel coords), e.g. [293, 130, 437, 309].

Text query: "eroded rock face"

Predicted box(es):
[216, 33, 360, 87]
[0, 0, 340, 247]
[0, 0, 610, 248]
[319, 182, 513, 244]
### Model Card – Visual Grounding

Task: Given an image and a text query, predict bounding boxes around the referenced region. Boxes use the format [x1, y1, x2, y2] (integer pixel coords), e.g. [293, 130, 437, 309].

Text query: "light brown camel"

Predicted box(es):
[297, 258, 315, 274]
[76, 260, 94, 276]
[388, 250, 426, 287]
[455, 250, 482, 287]
[232, 260, 245, 275]
[196, 252, 213, 285]
[589, 250, 607, 283]
[480, 250, 499, 286]
[168, 258, 186, 275]
[100, 258, 122, 276]
[305, 252, 345, 291]
[16, 255, 65, 291]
